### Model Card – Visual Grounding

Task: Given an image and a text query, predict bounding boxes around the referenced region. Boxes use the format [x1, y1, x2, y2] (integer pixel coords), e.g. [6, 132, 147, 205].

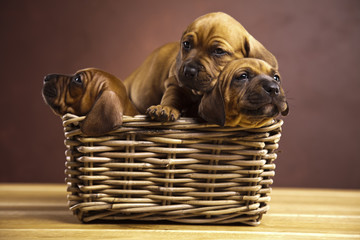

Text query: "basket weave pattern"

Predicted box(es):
[63, 114, 283, 226]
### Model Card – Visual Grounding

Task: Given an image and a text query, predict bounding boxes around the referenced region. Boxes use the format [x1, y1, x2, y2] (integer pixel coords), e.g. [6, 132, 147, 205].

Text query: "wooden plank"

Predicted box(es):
[270, 188, 360, 216]
[0, 209, 359, 235]
[0, 184, 359, 240]
[0, 229, 359, 240]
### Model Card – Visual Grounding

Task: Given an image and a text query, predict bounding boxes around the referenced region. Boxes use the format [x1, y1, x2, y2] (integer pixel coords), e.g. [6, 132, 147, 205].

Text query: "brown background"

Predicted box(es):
[1, 0, 359, 189]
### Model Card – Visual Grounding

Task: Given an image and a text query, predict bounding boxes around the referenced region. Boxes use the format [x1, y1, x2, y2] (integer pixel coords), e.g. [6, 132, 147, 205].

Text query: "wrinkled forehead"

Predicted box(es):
[73, 68, 118, 95]
[188, 12, 240, 29]
[74, 68, 94, 80]
[183, 13, 247, 48]
[226, 59, 276, 76]
[219, 59, 277, 89]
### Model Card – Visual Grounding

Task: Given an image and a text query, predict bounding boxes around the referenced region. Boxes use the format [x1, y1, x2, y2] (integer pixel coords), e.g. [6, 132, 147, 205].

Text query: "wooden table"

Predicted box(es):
[0, 184, 359, 240]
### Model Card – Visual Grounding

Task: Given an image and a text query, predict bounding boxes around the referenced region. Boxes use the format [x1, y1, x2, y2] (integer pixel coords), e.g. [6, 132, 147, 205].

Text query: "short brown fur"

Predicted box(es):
[199, 58, 289, 127]
[42, 68, 138, 136]
[124, 12, 278, 122]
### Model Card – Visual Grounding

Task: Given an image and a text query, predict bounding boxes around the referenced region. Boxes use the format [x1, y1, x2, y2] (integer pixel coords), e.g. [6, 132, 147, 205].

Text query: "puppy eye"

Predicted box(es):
[213, 48, 227, 56]
[273, 74, 280, 82]
[182, 41, 191, 50]
[234, 73, 249, 81]
[73, 75, 82, 85]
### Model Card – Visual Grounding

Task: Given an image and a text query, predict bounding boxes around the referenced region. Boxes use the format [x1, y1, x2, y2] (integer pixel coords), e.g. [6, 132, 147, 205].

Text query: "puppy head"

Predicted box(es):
[199, 58, 289, 128]
[42, 68, 132, 136]
[175, 12, 278, 94]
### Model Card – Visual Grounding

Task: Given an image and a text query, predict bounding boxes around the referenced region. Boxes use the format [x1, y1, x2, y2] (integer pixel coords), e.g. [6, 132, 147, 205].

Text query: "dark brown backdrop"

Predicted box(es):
[1, 0, 359, 188]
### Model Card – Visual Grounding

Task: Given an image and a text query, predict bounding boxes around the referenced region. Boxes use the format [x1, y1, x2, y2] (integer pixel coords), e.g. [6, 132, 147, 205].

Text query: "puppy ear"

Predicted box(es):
[81, 91, 124, 136]
[281, 101, 290, 116]
[198, 85, 226, 126]
[244, 36, 278, 69]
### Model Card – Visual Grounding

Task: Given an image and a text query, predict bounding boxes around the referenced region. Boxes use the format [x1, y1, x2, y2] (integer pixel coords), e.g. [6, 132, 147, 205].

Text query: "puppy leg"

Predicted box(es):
[146, 77, 194, 121]
[147, 105, 180, 121]
[146, 86, 181, 121]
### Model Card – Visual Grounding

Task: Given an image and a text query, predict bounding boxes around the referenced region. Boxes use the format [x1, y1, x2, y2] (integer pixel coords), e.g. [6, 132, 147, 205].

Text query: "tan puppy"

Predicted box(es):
[124, 12, 278, 121]
[42, 68, 138, 136]
[199, 58, 289, 128]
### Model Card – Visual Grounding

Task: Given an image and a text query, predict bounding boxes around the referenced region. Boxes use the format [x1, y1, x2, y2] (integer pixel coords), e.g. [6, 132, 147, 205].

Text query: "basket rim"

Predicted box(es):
[62, 113, 283, 132]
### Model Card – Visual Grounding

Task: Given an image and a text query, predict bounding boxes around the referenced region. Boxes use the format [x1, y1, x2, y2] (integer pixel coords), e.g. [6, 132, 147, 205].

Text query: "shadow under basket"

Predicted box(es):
[63, 114, 284, 226]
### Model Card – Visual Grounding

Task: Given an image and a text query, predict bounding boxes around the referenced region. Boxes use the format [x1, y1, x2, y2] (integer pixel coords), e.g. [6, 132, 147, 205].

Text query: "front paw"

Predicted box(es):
[146, 105, 180, 122]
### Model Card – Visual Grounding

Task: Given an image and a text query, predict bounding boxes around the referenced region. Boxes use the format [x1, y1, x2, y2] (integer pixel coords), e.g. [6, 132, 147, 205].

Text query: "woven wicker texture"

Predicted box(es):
[63, 114, 283, 226]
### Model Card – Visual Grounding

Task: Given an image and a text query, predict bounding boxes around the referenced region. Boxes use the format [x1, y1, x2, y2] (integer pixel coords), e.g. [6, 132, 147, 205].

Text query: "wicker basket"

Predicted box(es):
[63, 114, 283, 226]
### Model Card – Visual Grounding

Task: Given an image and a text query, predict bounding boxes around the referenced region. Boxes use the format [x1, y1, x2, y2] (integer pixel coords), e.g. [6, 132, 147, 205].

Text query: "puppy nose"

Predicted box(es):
[44, 74, 57, 83]
[184, 65, 198, 78]
[44, 75, 50, 82]
[263, 81, 280, 96]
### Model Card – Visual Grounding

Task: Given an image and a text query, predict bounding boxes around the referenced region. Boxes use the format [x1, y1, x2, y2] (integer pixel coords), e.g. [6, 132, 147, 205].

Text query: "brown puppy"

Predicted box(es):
[124, 12, 278, 121]
[199, 58, 289, 128]
[42, 68, 138, 136]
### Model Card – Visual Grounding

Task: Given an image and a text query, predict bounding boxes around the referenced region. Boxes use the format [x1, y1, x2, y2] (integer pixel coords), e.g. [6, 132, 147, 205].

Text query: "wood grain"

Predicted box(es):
[0, 184, 359, 240]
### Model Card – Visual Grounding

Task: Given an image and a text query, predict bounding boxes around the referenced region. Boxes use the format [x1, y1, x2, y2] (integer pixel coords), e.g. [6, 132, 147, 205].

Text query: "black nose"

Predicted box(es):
[44, 74, 57, 83]
[184, 65, 198, 78]
[263, 81, 280, 96]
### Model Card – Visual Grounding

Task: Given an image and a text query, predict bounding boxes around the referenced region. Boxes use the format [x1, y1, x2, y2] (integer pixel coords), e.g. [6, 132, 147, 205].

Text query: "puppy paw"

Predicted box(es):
[146, 105, 180, 122]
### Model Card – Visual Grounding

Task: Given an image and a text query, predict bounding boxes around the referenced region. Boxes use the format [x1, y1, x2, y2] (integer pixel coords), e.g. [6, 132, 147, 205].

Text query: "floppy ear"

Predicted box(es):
[244, 36, 278, 69]
[81, 90, 124, 136]
[198, 84, 226, 126]
[281, 101, 290, 116]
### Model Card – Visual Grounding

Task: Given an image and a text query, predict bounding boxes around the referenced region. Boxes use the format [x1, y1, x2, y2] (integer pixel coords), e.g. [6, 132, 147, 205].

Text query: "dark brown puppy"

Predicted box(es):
[199, 58, 289, 128]
[42, 68, 138, 136]
[124, 12, 277, 121]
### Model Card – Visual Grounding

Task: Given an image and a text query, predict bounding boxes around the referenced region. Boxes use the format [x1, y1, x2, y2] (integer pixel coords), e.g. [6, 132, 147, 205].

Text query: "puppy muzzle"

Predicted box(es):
[42, 75, 59, 98]
[178, 61, 214, 92]
[243, 76, 288, 117]
[42, 84, 57, 98]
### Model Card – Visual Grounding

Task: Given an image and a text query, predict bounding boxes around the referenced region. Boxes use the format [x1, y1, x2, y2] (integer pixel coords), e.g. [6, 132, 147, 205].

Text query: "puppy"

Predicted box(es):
[124, 12, 278, 122]
[199, 58, 289, 128]
[42, 68, 138, 136]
